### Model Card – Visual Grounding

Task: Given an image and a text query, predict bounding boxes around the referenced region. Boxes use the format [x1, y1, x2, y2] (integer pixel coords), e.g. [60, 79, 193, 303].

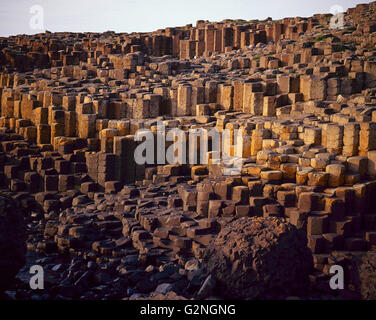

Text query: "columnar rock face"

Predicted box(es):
[0, 194, 26, 291]
[202, 217, 313, 299]
[0, 1, 376, 300]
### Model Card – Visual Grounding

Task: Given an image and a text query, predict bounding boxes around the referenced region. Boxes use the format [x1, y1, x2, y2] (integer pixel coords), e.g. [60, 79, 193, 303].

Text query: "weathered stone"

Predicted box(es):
[0, 194, 26, 291]
[202, 217, 313, 299]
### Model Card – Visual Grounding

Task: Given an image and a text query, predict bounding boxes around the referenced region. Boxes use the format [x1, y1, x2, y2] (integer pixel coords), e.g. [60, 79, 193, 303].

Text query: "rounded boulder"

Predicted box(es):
[202, 217, 313, 299]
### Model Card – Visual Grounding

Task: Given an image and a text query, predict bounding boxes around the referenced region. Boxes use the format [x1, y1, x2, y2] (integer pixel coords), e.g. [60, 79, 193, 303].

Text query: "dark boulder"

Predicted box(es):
[202, 217, 313, 299]
[0, 194, 26, 291]
[351, 249, 376, 300]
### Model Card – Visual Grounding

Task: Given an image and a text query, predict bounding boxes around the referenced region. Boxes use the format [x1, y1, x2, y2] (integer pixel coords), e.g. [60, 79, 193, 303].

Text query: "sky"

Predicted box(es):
[0, 0, 370, 37]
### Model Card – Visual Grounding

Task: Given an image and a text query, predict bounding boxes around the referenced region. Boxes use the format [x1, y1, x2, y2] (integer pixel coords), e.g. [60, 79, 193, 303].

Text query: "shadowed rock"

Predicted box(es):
[352, 249, 376, 300]
[0, 193, 26, 292]
[202, 217, 313, 299]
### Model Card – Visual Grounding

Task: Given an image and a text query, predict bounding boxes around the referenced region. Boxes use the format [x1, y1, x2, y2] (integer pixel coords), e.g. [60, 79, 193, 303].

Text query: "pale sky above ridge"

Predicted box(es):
[0, 0, 370, 37]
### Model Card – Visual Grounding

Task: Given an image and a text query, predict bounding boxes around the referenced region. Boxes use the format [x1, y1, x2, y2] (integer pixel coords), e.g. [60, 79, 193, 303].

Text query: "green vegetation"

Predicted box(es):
[234, 20, 252, 26]
[344, 26, 356, 32]
[332, 40, 357, 52]
[313, 34, 333, 42]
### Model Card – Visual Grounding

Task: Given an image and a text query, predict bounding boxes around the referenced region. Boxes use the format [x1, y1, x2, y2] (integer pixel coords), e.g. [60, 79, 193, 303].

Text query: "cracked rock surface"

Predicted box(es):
[202, 217, 313, 299]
